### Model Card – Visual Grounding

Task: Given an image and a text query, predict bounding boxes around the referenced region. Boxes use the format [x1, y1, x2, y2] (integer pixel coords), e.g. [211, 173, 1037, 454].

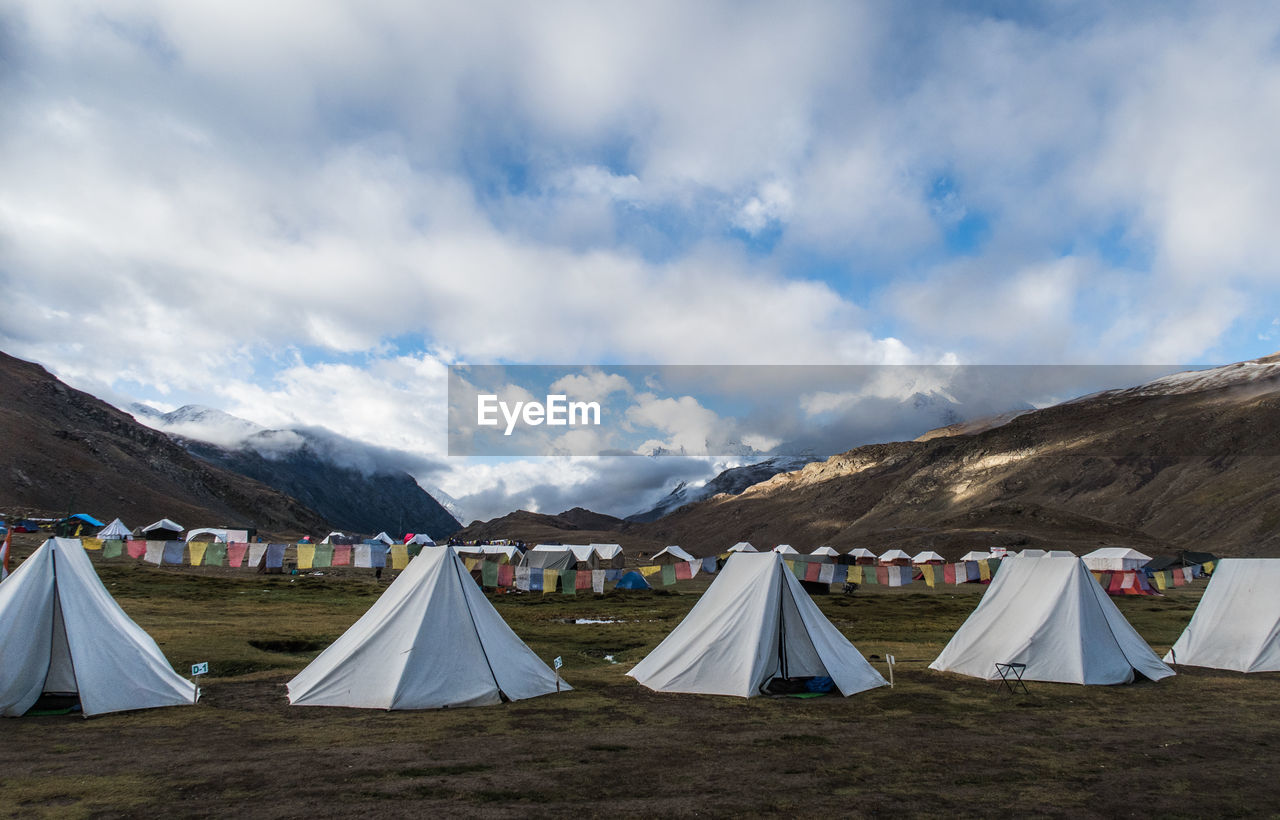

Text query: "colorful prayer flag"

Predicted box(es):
[296, 544, 315, 570]
[227, 542, 248, 568]
[82, 537, 103, 551]
[390, 545, 409, 570]
[188, 541, 209, 567]
[661, 564, 677, 586]
[482, 560, 499, 587]
[542, 569, 558, 594]
[102, 539, 123, 559]
[313, 544, 333, 568]
[333, 545, 352, 566]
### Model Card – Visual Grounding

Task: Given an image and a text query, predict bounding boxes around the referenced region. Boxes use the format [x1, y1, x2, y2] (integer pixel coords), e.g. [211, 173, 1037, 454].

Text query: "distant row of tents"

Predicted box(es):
[19, 517, 445, 548]
[2, 539, 1276, 717]
[718, 541, 1166, 572]
[31, 517, 1191, 577]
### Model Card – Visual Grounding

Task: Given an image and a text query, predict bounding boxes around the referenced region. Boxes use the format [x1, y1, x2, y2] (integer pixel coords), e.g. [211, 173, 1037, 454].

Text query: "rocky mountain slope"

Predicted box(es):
[0, 351, 330, 535]
[641, 354, 1280, 558]
[133, 405, 462, 538]
[625, 455, 820, 522]
[180, 437, 461, 538]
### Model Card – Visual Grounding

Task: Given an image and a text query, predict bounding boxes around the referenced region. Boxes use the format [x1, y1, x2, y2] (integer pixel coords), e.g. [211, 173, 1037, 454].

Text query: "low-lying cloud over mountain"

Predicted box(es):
[133, 404, 461, 536]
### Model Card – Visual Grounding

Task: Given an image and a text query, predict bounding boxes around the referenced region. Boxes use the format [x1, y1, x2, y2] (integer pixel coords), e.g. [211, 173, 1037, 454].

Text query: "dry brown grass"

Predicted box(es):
[0, 537, 1275, 817]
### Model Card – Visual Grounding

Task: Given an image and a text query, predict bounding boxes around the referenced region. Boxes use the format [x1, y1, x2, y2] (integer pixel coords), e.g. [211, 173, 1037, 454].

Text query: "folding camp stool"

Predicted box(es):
[994, 662, 1028, 694]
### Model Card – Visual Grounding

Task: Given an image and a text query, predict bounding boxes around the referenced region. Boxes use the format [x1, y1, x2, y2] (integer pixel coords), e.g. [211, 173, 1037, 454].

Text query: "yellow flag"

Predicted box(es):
[978, 560, 991, 581]
[295, 544, 315, 570]
[543, 569, 559, 594]
[391, 544, 409, 570]
[188, 542, 209, 566]
[639, 565, 661, 577]
[82, 537, 104, 551]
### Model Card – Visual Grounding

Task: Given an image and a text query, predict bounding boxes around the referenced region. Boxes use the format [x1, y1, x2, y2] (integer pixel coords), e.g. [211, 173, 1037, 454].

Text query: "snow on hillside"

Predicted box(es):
[1105, 356, 1280, 399]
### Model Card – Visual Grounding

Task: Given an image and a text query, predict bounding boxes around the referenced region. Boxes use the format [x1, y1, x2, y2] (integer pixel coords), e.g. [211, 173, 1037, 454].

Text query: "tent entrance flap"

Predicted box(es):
[44, 586, 79, 696]
[451, 556, 506, 702]
[762, 574, 829, 694]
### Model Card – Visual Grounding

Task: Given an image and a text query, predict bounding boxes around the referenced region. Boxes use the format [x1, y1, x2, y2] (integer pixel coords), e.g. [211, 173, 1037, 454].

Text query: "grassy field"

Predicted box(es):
[1, 538, 1277, 818]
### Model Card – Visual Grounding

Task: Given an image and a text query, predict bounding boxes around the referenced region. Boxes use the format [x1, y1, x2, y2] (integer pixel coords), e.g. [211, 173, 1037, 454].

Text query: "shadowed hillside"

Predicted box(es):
[0, 351, 329, 535]
[642, 355, 1280, 557]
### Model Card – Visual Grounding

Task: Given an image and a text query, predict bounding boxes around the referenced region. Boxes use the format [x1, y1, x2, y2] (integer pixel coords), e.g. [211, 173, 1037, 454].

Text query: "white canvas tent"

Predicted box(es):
[627, 552, 888, 698]
[0, 538, 197, 717]
[959, 550, 992, 562]
[810, 546, 840, 558]
[773, 544, 798, 554]
[370, 532, 395, 546]
[141, 518, 183, 539]
[96, 518, 131, 540]
[455, 545, 522, 562]
[1164, 559, 1280, 672]
[521, 549, 576, 571]
[531, 543, 623, 569]
[878, 549, 912, 565]
[912, 550, 946, 564]
[404, 533, 436, 546]
[727, 542, 757, 553]
[589, 543, 625, 562]
[1082, 547, 1152, 572]
[288, 546, 567, 709]
[653, 545, 696, 564]
[930, 556, 1174, 685]
[321, 532, 346, 544]
[185, 527, 228, 542]
[1012, 549, 1075, 559]
[847, 548, 876, 561]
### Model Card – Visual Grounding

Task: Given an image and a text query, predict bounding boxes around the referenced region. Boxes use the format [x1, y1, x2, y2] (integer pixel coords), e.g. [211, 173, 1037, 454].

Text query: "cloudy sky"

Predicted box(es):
[3, 2, 1279, 523]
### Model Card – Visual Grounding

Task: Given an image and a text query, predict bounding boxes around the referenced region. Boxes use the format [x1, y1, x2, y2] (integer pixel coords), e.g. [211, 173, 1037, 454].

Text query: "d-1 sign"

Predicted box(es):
[477, 394, 601, 436]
